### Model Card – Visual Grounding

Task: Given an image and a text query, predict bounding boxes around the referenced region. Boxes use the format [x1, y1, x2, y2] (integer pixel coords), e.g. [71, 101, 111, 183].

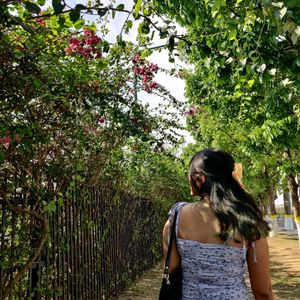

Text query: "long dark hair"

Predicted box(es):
[189, 148, 270, 241]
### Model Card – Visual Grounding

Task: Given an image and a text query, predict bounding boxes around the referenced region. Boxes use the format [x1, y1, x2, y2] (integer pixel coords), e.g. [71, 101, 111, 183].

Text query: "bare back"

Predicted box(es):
[178, 201, 245, 248]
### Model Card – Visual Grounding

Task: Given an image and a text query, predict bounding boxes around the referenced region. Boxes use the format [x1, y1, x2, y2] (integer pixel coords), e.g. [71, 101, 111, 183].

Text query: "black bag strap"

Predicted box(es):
[163, 208, 179, 277]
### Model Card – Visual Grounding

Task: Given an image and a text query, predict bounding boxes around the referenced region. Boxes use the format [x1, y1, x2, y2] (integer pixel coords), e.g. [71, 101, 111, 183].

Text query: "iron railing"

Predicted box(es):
[0, 186, 165, 299]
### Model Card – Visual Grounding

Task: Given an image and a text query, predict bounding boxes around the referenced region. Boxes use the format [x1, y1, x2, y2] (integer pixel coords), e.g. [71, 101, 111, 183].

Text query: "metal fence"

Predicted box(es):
[0, 186, 165, 299]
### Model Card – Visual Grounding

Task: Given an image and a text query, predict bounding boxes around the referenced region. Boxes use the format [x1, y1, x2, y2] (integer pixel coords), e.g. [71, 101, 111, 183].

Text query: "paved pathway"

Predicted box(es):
[115, 228, 300, 300]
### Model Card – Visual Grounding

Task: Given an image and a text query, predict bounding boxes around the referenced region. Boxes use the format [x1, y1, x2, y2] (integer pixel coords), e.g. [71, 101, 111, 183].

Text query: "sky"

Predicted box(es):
[64, 0, 195, 145]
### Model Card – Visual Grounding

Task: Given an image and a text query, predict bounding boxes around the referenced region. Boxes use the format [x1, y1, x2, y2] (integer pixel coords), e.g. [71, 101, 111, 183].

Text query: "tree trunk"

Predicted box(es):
[283, 192, 292, 214]
[268, 186, 277, 215]
[283, 192, 294, 230]
[287, 174, 300, 247]
[287, 174, 300, 216]
[267, 186, 277, 235]
[268, 186, 277, 231]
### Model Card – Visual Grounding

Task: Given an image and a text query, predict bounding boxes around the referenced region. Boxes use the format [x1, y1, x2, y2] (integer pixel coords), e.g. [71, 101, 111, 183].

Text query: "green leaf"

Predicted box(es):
[167, 35, 175, 51]
[140, 21, 150, 34]
[74, 18, 85, 30]
[169, 57, 175, 63]
[134, 0, 142, 18]
[247, 79, 255, 88]
[34, 79, 42, 88]
[102, 40, 110, 53]
[229, 30, 237, 41]
[69, 8, 80, 23]
[234, 90, 243, 98]
[117, 37, 126, 48]
[75, 4, 86, 10]
[127, 20, 133, 29]
[116, 4, 125, 11]
[58, 16, 65, 26]
[98, 8, 108, 17]
[14, 49, 25, 59]
[0, 151, 4, 162]
[25, 2, 41, 14]
[44, 201, 57, 212]
[52, 0, 65, 14]
[143, 8, 150, 16]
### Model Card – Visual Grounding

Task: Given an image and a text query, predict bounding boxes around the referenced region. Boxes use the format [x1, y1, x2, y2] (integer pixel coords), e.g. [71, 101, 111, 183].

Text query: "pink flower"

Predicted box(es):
[92, 36, 101, 45]
[142, 75, 150, 83]
[83, 29, 94, 37]
[143, 84, 151, 93]
[69, 37, 80, 45]
[86, 39, 93, 45]
[139, 67, 146, 75]
[70, 43, 80, 51]
[184, 106, 199, 116]
[65, 47, 73, 55]
[36, 18, 46, 27]
[134, 66, 141, 74]
[148, 63, 158, 73]
[0, 136, 11, 149]
[189, 107, 198, 115]
[149, 82, 157, 89]
[132, 53, 140, 64]
[98, 117, 105, 124]
[82, 46, 92, 54]
[65, 31, 102, 60]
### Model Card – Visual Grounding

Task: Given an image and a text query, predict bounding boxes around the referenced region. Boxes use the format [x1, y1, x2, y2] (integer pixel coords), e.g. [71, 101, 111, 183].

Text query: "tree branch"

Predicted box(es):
[0, 193, 49, 300]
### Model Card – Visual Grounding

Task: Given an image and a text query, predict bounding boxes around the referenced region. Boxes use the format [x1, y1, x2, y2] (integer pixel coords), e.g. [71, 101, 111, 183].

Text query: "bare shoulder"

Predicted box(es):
[180, 202, 194, 213]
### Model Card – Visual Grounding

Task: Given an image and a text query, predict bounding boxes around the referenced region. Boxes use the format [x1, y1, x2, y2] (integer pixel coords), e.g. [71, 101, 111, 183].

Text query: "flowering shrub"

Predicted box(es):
[0, 136, 11, 149]
[0, 131, 21, 149]
[133, 53, 158, 93]
[35, 11, 46, 27]
[65, 29, 102, 59]
[0, 3, 187, 298]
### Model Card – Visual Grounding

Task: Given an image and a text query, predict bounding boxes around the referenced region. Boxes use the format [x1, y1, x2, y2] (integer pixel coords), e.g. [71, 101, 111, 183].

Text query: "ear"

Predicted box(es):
[190, 175, 205, 196]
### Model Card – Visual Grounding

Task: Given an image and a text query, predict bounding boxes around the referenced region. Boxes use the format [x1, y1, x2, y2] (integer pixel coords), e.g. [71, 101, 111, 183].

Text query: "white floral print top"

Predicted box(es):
[169, 202, 254, 300]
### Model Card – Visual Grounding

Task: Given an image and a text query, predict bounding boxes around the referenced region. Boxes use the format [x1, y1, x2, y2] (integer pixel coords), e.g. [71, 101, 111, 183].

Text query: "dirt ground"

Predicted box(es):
[268, 232, 300, 300]
[116, 231, 300, 300]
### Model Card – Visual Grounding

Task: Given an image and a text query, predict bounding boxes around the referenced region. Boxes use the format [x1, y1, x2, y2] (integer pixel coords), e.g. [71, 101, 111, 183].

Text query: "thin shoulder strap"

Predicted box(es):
[175, 206, 182, 238]
[163, 209, 179, 277]
[174, 202, 187, 239]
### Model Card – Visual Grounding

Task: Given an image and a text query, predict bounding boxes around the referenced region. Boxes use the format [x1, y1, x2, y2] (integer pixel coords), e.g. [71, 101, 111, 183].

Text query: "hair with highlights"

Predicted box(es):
[189, 148, 270, 241]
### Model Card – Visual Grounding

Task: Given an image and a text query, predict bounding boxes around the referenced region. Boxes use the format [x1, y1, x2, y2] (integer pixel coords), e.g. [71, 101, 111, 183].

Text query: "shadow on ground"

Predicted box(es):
[268, 234, 300, 300]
